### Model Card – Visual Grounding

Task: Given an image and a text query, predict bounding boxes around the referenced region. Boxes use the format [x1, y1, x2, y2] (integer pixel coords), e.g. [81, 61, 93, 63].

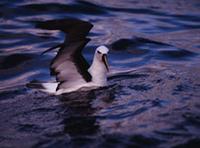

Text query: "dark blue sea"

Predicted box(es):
[0, 0, 200, 147]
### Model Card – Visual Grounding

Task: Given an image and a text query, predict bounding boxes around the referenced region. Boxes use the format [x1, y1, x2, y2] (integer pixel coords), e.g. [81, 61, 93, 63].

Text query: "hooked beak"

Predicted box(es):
[102, 54, 109, 72]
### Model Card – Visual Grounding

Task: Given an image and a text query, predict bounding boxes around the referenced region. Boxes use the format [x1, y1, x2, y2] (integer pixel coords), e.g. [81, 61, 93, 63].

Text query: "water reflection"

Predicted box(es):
[59, 91, 99, 137]
[58, 86, 116, 137]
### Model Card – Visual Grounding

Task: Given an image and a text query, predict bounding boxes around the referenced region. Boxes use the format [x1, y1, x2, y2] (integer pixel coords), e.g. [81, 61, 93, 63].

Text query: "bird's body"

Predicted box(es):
[28, 19, 110, 95]
[41, 45, 109, 95]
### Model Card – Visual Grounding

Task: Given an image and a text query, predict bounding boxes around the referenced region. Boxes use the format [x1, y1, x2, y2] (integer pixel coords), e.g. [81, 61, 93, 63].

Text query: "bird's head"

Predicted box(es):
[95, 45, 109, 72]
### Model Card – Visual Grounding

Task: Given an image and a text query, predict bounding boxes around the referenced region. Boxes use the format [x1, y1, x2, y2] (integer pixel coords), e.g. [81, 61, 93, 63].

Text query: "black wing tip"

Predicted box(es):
[35, 18, 93, 32]
[37, 18, 93, 53]
[26, 80, 45, 89]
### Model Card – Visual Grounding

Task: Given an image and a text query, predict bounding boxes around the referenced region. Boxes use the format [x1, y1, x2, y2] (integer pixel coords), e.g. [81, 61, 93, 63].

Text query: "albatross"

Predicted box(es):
[29, 18, 110, 95]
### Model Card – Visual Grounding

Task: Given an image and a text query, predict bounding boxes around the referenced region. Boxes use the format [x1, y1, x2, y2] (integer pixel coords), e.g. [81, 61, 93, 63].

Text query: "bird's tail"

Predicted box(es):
[26, 80, 58, 94]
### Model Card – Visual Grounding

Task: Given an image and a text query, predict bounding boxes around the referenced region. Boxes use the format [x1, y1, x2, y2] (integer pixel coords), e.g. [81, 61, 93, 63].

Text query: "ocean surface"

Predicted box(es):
[0, 0, 200, 147]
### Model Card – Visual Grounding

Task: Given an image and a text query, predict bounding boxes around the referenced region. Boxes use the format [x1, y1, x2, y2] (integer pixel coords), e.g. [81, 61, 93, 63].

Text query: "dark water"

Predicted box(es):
[0, 0, 200, 147]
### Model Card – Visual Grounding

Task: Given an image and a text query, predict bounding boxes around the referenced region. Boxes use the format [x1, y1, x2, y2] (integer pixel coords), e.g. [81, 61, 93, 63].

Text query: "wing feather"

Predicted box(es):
[36, 18, 93, 91]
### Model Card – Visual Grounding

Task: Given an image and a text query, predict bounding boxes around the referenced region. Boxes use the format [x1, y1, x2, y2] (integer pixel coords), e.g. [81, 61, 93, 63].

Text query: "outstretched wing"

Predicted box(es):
[36, 18, 93, 91]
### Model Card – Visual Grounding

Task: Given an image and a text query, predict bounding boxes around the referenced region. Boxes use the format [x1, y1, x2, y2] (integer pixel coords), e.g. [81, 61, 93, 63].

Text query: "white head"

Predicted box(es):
[95, 45, 109, 71]
[96, 45, 109, 54]
[88, 45, 110, 86]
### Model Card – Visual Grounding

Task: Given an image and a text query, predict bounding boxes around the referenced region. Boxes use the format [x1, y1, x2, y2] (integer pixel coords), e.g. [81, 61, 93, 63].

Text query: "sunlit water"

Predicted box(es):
[0, 0, 200, 147]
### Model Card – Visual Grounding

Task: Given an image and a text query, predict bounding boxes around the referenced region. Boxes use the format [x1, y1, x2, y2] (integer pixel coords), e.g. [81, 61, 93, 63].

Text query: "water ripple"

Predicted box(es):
[0, 0, 200, 147]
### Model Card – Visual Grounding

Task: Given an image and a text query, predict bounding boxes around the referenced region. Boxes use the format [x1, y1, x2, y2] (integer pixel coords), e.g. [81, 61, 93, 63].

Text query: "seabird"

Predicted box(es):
[29, 18, 110, 95]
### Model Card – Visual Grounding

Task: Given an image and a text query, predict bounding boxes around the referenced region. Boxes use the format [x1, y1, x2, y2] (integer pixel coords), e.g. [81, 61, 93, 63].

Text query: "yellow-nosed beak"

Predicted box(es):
[102, 54, 109, 72]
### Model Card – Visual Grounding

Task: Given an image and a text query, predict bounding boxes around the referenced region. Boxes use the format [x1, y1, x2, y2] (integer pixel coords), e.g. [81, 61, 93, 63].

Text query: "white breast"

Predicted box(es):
[88, 56, 108, 86]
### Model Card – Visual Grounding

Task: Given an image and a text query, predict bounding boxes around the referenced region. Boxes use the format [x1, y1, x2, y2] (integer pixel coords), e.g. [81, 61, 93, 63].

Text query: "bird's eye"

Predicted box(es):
[97, 50, 101, 54]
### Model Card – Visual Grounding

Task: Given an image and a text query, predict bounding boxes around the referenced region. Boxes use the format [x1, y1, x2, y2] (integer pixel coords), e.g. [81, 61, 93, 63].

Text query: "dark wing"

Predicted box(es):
[36, 18, 93, 42]
[36, 18, 93, 90]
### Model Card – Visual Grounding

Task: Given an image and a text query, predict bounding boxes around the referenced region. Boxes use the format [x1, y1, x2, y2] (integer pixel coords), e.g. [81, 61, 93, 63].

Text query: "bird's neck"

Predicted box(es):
[88, 56, 108, 86]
